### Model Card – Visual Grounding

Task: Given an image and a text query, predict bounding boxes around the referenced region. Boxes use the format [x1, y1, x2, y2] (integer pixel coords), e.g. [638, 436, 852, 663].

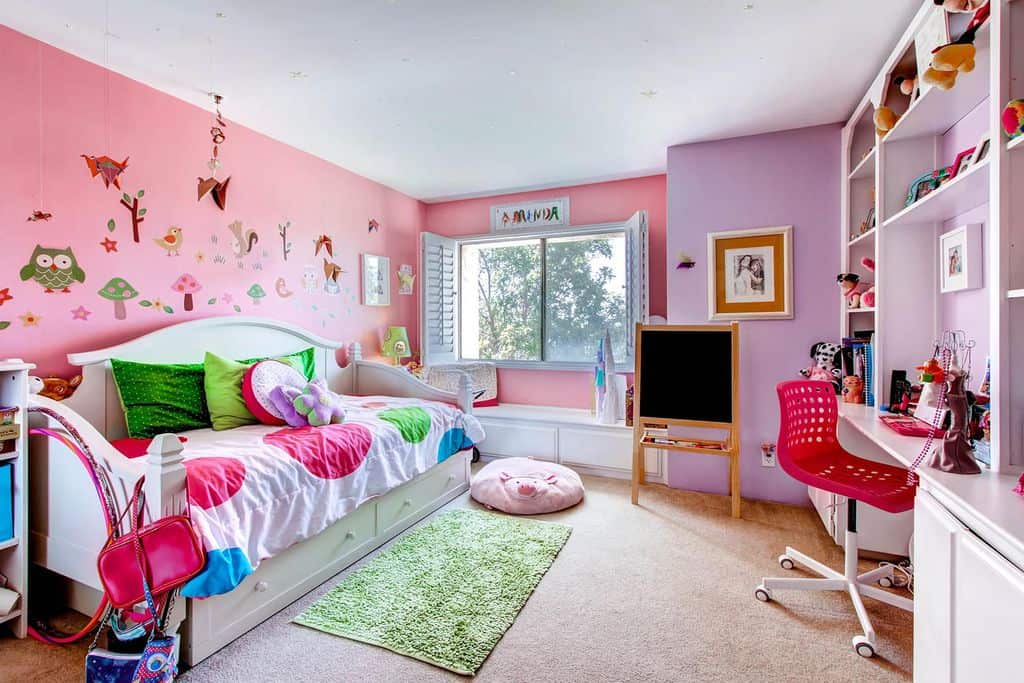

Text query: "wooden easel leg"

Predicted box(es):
[631, 443, 641, 505]
[729, 452, 741, 518]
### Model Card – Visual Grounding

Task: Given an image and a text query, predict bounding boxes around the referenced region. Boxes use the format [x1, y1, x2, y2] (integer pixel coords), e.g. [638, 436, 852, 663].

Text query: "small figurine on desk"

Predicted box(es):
[842, 376, 865, 404]
[929, 360, 981, 474]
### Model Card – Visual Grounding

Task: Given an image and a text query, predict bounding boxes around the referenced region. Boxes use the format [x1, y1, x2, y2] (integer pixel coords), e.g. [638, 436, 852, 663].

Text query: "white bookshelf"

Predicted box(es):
[839, 0, 1024, 475]
[0, 360, 33, 639]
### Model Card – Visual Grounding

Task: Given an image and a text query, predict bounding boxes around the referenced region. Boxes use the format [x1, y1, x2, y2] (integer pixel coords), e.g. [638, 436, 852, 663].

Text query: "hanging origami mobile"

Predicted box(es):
[81, 155, 129, 189]
[197, 94, 231, 210]
[314, 234, 334, 257]
[26, 211, 53, 222]
[368, 218, 380, 233]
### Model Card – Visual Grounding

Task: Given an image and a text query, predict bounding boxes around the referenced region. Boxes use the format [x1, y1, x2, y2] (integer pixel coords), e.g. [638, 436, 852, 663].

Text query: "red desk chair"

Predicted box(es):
[755, 380, 915, 658]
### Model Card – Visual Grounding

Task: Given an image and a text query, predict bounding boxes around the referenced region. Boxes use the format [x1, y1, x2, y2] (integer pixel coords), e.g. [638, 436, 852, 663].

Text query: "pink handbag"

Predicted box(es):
[97, 478, 205, 609]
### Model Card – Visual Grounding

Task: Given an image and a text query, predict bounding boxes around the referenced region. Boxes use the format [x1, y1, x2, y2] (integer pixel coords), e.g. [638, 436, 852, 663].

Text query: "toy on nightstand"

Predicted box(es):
[1002, 99, 1024, 141]
[799, 342, 843, 393]
[31, 374, 82, 401]
[0, 406, 17, 425]
[842, 376, 865, 404]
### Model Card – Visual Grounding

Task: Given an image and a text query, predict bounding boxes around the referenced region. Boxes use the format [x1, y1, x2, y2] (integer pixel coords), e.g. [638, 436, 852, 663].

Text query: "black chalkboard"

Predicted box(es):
[637, 328, 733, 424]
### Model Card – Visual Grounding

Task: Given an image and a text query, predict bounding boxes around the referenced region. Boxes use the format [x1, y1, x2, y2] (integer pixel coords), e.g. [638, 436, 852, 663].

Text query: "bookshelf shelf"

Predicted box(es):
[1009, 136, 1024, 153]
[849, 147, 876, 180]
[847, 307, 875, 314]
[1008, 289, 1024, 300]
[848, 228, 876, 247]
[882, 159, 990, 229]
[0, 538, 17, 552]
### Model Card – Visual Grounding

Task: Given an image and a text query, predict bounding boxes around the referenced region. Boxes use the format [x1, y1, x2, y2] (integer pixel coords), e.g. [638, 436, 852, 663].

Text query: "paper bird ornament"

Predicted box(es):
[314, 234, 334, 258]
[323, 258, 344, 283]
[197, 176, 230, 210]
[368, 218, 380, 233]
[81, 155, 129, 189]
[26, 210, 53, 222]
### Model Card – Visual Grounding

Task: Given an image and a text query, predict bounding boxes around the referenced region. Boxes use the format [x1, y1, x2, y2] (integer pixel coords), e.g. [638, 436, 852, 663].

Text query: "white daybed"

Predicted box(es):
[27, 316, 475, 666]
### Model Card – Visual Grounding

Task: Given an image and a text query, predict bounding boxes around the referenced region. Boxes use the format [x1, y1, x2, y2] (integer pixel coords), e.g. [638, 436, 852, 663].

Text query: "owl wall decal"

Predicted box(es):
[19, 245, 86, 293]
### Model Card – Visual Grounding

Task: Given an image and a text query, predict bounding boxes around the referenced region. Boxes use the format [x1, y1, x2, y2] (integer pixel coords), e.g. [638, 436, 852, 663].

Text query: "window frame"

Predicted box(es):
[455, 221, 637, 371]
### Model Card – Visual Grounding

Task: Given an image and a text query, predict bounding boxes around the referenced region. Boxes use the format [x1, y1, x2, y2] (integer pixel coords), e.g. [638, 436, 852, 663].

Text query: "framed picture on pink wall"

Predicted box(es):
[939, 223, 982, 293]
[706, 225, 793, 321]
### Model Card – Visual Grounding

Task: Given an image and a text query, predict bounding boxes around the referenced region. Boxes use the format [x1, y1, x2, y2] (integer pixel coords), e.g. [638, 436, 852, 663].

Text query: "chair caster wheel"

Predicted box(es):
[754, 585, 772, 602]
[878, 576, 894, 588]
[853, 636, 875, 658]
[778, 554, 795, 570]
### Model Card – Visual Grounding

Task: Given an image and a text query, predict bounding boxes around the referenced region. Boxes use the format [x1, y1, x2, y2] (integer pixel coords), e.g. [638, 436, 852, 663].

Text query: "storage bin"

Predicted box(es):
[0, 462, 13, 542]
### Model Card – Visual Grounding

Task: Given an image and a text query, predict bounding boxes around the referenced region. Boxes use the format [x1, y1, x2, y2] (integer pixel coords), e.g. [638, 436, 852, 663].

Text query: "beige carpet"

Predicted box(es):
[0, 474, 912, 682]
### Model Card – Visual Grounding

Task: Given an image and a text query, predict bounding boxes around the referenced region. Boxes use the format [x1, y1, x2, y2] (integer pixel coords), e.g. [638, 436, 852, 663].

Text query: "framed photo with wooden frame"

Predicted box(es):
[706, 225, 793, 320]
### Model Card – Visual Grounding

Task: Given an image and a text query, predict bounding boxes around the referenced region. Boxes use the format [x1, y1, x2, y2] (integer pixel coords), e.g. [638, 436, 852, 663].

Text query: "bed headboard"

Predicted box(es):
[61, 315, 472, 440]
[64, 316, 345, 439]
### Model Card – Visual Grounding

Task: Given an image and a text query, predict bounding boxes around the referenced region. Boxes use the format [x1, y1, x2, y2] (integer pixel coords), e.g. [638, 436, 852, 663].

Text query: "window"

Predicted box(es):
[422, 212, 648, 368]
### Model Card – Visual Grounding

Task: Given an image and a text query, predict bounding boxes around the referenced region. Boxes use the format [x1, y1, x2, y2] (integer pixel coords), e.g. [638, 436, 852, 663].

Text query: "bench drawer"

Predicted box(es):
[559, 427, 660, 476]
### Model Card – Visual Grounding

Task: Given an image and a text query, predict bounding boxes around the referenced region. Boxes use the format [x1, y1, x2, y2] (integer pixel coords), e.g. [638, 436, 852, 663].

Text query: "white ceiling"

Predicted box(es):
[2, 1, 920, 201]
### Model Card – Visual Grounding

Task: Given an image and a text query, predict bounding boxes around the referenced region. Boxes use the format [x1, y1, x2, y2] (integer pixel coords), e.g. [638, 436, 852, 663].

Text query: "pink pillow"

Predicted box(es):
[242, 360, 307, 425]
[470, 457, 584, 515]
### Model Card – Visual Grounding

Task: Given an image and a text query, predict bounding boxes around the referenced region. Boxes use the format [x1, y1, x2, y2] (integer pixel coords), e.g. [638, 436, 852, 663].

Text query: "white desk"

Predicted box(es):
[838, 404, 1024, 681]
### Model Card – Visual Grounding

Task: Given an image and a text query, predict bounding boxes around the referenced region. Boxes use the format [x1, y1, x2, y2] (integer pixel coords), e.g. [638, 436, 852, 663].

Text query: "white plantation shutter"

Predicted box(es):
[625, 210, 649, 359]
[421, 232, 459, 364]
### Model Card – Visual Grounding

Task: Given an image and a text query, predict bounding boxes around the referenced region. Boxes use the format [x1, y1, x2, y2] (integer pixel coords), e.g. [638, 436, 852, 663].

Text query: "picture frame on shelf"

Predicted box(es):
[967, 134, 991, 169]
[949, 146, 976, 178]
[939, 223, 983, 293]
[906, 167, 951, 206]
[361, 253, 391, 306]
[706, 225, 793, 320]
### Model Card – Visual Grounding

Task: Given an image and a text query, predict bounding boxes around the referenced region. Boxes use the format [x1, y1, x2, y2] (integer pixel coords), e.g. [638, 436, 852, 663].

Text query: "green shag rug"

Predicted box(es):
[293, 508, 572, 675]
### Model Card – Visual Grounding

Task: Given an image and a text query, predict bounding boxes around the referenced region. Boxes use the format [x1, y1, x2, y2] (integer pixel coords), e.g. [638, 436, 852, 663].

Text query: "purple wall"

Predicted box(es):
[665, 124, 841, 505]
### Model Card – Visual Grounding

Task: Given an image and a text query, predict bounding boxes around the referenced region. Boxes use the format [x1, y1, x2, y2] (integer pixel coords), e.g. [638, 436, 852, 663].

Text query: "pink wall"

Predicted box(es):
[666, 124, 841, 505]
[425, 175, 667, 408]
[1, 26, 424, 377]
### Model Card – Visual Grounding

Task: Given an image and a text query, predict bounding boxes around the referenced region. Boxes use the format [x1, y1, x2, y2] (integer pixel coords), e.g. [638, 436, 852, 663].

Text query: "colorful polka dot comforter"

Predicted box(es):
[177, 396, 484, 598]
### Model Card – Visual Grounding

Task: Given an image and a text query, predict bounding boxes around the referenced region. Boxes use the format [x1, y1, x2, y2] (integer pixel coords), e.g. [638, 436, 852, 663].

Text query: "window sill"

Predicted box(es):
[461, 359, 635, 373]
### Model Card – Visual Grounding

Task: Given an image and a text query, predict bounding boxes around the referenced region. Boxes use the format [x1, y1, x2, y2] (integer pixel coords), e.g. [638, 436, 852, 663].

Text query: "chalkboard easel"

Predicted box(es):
[630, 322, 741, 518]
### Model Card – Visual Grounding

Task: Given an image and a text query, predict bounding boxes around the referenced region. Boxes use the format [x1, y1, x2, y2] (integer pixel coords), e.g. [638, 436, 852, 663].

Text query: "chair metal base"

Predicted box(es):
[755, 528, 913, 658]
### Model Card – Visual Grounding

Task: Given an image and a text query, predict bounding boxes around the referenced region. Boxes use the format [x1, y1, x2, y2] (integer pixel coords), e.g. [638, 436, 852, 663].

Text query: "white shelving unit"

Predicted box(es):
[840, 0, 1023, 476]
[0, 360, 33, 639]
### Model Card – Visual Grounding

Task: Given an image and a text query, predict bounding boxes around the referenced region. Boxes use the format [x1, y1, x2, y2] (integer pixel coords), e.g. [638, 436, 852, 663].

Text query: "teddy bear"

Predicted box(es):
[800, 341, 843, 393]
[843, 376, 865, 404]
[923, 2, 990, 91]
[874, 106, 900, 138]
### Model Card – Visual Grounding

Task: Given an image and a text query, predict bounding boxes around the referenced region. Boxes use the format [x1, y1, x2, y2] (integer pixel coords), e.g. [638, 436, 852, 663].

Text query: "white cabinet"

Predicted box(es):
[914, 489, 1024, 681]
[475, 405, 664, 482]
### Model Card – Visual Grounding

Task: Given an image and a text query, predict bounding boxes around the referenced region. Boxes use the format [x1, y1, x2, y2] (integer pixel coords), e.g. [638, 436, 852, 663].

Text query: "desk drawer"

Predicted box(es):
[476, 420, 557, 461]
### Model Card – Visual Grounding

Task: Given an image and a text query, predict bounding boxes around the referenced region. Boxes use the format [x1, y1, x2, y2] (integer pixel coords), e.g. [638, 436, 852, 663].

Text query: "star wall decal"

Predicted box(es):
[70, 305, 92, 321]
[100, 237, 119, 253]
[0, 288, 12, 306]
[19, 311, 41, 327]
[221, 293, 234, 304]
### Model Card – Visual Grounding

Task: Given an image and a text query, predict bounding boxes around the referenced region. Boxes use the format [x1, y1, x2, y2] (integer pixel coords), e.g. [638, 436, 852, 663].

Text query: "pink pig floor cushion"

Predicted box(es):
[470, 457, 584, 515]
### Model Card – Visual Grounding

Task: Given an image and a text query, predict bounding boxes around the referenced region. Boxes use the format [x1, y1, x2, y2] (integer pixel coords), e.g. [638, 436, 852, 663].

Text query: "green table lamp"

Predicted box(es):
[382, 326, 411, 365]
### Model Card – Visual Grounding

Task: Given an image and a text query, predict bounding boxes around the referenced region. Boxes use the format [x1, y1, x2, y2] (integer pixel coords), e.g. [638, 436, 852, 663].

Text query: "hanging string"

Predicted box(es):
[37, 42, 43, 208]
[103, 0, 111, 153]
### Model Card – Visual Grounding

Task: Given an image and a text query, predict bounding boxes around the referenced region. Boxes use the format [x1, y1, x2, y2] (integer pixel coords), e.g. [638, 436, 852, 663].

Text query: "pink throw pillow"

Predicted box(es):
[242, 360, 307, 425]
[470, 457, 584, 515]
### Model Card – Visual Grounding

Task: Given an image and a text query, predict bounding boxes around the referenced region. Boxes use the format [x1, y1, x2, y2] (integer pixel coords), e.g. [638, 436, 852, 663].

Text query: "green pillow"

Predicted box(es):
[204, 348, 316, 430]
[110, 359, 210, 439]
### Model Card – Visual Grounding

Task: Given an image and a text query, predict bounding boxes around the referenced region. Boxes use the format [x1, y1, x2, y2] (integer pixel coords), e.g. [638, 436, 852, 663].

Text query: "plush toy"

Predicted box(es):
[894, 75, 917, 97]
[292, 379, 345, 427]
[470, 457, 584, 515]
[268, 385, 306, 427]
[800, 341, 843, 393]
[874, 106, 900, 138]
[843, 376, 865, 404]
[923, 1, 990, 91]
[837, 273, 871, 308]
[1002, 99, 1024, 140]
[859, 257, 876, 308]
[32, 374, 82, 401]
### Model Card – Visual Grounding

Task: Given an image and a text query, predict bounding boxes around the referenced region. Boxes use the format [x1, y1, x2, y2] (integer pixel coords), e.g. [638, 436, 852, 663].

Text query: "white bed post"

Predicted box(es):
[348, 342, 362, 390]
[457, 371, 473, 415]
[143, 433, 189, 634]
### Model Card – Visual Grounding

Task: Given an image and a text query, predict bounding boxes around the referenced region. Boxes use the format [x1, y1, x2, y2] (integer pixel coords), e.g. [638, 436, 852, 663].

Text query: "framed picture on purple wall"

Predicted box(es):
[706, 225, 793, 320]
[939, 223, 982, 293]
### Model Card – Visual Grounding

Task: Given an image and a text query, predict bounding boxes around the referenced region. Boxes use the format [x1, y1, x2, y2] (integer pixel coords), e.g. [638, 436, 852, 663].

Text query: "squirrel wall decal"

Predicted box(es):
[227, 220, 259, 258]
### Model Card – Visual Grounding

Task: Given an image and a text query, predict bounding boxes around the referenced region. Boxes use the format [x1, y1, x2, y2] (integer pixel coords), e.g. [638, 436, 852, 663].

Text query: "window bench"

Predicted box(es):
[473, 404, 665, 483]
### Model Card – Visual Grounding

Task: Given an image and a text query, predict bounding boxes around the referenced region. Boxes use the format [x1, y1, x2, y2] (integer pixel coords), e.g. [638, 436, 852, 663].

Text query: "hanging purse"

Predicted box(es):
[97, 478, 205, 610]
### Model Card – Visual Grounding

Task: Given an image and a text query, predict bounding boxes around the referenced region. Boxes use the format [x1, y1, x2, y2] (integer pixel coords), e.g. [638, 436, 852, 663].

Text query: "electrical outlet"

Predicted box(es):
[760, 442, 777, 467]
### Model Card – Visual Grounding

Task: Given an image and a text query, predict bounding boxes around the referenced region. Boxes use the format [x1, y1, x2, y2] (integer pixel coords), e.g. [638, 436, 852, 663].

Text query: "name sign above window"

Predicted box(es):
[490, 197, 570, 233]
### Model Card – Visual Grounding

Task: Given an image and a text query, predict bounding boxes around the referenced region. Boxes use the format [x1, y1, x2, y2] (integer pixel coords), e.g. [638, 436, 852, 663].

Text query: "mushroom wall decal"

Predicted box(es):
[98, 278, 139, 320]
[171, 273, 203, 312]
[247, 283, 266, 306]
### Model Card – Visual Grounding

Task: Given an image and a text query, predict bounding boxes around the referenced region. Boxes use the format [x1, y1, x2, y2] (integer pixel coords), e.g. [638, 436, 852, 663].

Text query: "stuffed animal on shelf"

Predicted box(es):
[837, 273, 871, 308]
[1002, 99, 1024, 140]
[859, 257, 876, 308]
[843, 375, 865, 404]
[923, 1, 990, 91]
[800, 341, 843, 393]
[874, 106, 900, 138]
[894, 75, 917, 97]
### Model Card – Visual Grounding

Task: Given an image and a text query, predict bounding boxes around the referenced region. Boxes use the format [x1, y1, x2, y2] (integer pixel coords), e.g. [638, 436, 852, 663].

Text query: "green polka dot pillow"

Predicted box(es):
[110, 359, 210, 438]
